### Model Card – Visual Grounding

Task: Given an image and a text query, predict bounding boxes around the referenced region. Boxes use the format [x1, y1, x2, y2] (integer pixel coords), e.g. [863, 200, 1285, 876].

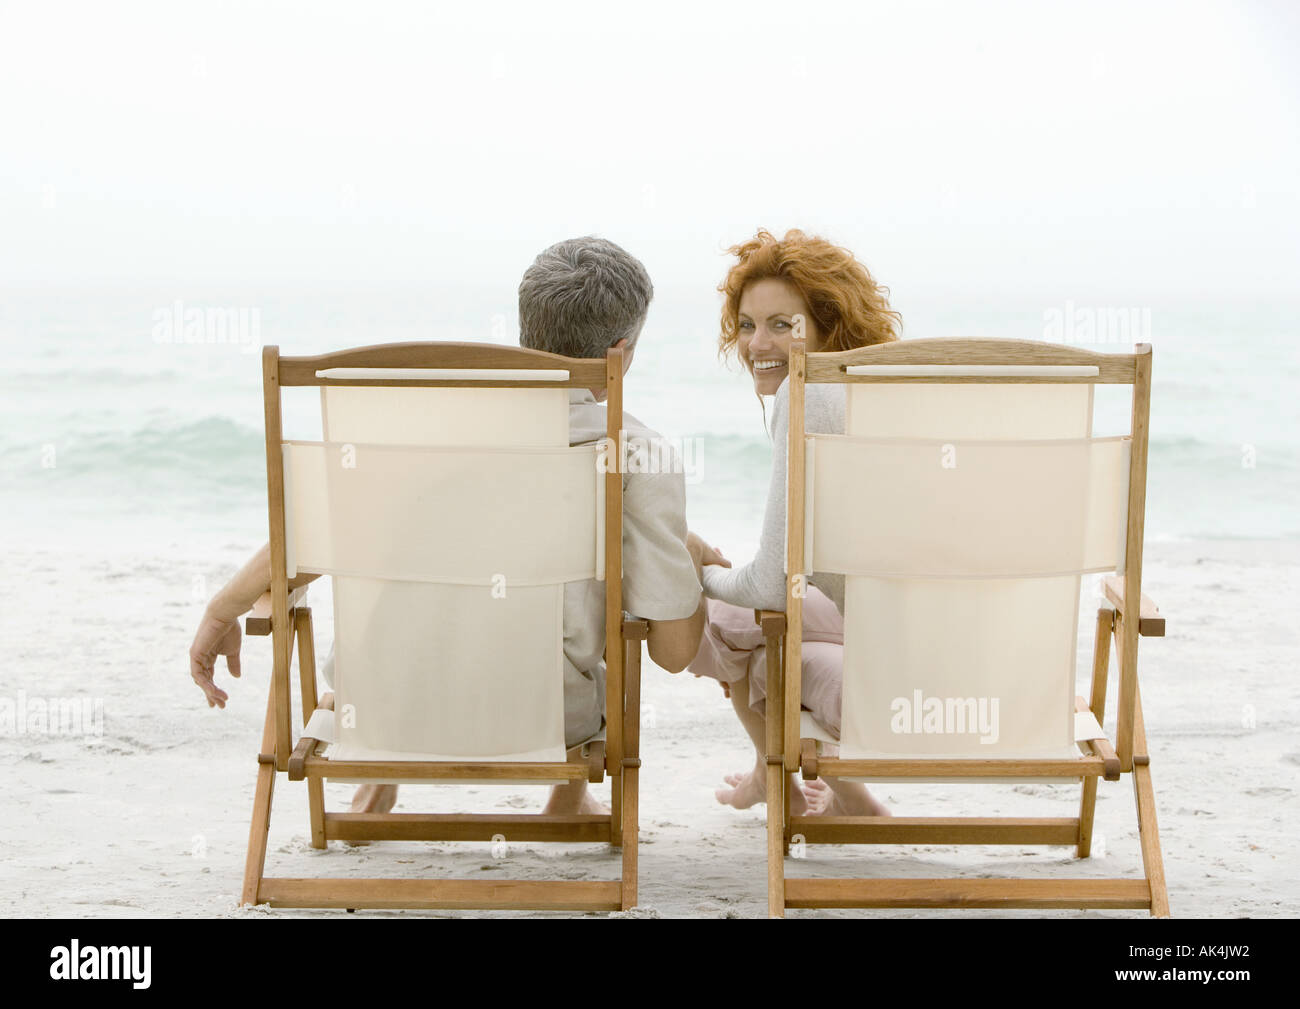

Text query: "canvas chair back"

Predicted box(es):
[280, 375, 604, 764]
[801, 362, 1135, 763]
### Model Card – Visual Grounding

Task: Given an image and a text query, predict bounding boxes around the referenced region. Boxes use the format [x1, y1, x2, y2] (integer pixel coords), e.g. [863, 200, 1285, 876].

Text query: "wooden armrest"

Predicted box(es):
[586, 739, 606, 784]
[1091, 735, 1122, 781]
[1101, 576, 1165, 636]
[800, 739, 819, 780]
[287, 694, 334, 781]
[621, 618, 649, 641]
[287, 733, 320, 781]
[754, 609, 786, 637]
[245, 585, 310, 636]
[1075, 696, 1121, 780]
[244, 594, 273, 636]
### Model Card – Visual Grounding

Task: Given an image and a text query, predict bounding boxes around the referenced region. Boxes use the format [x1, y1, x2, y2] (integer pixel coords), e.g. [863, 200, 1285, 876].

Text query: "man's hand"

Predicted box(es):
[190, 611, 243, 708]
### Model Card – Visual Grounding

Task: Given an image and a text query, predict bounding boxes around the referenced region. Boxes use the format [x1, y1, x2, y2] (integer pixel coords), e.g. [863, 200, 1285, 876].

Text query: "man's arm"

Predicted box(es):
[188, 542, 320, 707]
[645, 596, 707, 673]
[642, 530, 727, 673]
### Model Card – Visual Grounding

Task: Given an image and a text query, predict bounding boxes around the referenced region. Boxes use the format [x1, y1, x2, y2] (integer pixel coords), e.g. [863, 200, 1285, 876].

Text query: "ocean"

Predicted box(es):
[2, 287, 1297, 566]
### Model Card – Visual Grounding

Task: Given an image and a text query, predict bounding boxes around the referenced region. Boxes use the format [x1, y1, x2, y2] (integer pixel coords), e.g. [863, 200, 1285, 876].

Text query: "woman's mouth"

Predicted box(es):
[753, 360, 786, 372]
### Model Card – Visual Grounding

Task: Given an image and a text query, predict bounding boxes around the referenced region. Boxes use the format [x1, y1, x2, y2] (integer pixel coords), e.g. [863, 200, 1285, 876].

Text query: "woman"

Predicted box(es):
[689, 228, 901, 816]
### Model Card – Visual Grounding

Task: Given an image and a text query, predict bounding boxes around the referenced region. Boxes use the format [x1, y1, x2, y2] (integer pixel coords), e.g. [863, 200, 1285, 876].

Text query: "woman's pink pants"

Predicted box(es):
[686, 585, 844, 739]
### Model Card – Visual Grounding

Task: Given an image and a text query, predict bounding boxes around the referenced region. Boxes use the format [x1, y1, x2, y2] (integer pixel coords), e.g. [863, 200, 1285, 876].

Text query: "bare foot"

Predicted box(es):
[716, 767, 766, 809]
[345, 783, 398, 846]
[542, 785, 609, 816]
[350, 783, 398, 813]
[822, 778, 891, 817]
[800, 777, 833, 815]
[716, 765, 808, 815]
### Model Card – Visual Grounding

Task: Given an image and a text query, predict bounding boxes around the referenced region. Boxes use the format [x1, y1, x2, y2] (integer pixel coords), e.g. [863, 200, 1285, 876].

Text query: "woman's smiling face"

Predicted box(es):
[737, 276, 820, 395]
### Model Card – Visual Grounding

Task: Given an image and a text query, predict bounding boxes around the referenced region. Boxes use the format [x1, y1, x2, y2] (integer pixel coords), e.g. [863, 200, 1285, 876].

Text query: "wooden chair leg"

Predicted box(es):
[610, 762, 624, 848]
[1110, 619, 1170, 916]
[1089, 604, 1113, 723]
[620, 764, 638, 909]
[767, 760, 785, 918]
[1077, 777, 1099, 858]
[783, 771, 793, 856]
[765, 636, 786, 917]
[306, 782, 326, 849]
[1132, 682, 1170, 917]
[620, 635, 642, 908]
[1079, 606, 1112, 857]
[294, 608, 326, 849]
[241, 680, 278, 906]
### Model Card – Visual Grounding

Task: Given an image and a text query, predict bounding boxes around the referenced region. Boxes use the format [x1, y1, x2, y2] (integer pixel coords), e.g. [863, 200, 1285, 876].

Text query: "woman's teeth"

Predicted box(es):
[753, 360, 786, 371]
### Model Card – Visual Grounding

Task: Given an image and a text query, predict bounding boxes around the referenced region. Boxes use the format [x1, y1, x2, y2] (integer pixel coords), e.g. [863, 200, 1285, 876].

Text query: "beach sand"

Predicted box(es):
[2, 537, 1297, 918]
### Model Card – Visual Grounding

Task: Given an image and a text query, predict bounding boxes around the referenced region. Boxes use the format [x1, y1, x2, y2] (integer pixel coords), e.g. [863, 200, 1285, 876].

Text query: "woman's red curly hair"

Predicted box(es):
[719, 229, 901, 365]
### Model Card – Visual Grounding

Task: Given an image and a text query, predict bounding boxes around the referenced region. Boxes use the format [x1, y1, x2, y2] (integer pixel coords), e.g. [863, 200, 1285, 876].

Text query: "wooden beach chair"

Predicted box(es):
[759, 336, 1170, 917]
[240, 341, 644, 912]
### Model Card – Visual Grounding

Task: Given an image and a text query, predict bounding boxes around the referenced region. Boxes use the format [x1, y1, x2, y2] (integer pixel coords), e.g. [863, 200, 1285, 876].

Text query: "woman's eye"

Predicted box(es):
[739, 321, 753, 330]
[774, 321, 789, 329]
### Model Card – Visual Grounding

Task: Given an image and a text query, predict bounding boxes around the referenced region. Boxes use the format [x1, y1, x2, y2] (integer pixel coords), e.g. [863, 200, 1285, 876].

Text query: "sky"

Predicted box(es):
[1, 0, 1297, 307]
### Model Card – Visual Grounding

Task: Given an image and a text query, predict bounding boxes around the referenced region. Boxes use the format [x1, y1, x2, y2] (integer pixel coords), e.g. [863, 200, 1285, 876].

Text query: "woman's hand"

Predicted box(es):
[700, 541, 731, 568]
[686, 530, 731, 577]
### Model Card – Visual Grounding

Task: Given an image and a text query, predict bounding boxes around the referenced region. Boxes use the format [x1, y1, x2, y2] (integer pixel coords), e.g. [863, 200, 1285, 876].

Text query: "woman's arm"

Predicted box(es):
[699, 384, 794, 611]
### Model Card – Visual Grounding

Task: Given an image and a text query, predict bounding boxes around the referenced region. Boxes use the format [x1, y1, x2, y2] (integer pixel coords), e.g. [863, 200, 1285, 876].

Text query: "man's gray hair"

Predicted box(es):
[518, 236, 654, 358]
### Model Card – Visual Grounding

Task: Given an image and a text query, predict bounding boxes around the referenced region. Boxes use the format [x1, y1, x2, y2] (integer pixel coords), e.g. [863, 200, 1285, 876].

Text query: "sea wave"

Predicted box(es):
[3, 415, 1295, 542]
[1, 366, 191, 386]
[4, 422, 1296, 482]
[1, 416, 265, 490]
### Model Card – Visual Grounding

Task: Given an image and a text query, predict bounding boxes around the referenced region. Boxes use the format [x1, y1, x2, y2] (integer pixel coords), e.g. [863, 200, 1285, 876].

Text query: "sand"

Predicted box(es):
[2, 537, 1297, 918]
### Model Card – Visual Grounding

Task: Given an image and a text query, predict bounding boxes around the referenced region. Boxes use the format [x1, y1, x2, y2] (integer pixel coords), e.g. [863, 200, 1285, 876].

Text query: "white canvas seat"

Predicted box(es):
[240, 342, 645, 913]
[807, 382, 1126, 771]
[760, 337, 1170, 917]
[284, 384, 600, 770]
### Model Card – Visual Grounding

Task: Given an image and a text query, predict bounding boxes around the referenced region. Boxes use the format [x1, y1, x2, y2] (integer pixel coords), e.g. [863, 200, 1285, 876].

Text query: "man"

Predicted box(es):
[189, 236, 710, 817]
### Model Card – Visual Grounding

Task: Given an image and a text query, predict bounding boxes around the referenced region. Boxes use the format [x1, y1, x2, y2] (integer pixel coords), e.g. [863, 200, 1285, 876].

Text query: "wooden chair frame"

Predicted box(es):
[763, 337, 1170, 917]
[240, 342, 644, 912]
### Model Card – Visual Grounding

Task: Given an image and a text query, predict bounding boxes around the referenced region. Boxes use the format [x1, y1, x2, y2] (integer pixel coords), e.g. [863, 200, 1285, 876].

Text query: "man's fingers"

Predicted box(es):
[193, 677, 224, 707]
[190, 658, 228, 708]
[190, 617, 241, 705]
[190, 658, 213, 692]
